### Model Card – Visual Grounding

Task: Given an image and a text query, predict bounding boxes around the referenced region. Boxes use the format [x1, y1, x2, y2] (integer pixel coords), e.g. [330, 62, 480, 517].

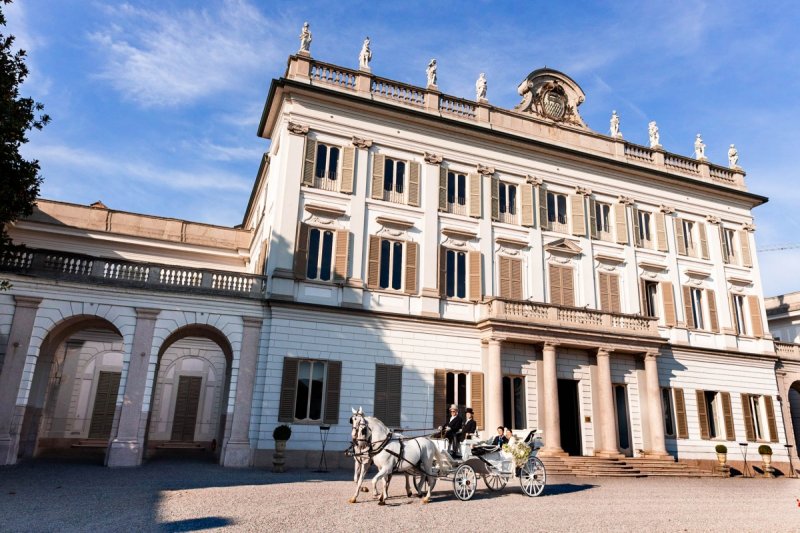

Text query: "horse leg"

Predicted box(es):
[349, 460, 370, 504]
[422, 475, 437, 504]
[372, 464, 392, 505]
[405, 473, 413, 497]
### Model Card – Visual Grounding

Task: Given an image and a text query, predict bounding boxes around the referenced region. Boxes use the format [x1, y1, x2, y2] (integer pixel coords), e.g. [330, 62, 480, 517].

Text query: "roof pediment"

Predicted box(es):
[544, 237, 582, 256]
[515, 68, 587, 128]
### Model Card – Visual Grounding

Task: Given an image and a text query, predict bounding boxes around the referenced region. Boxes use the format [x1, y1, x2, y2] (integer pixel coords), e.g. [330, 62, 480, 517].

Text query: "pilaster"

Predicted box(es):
[539, 341, 565, 456]
[642, 351, 669, 458]
[483, 338, 504, 436]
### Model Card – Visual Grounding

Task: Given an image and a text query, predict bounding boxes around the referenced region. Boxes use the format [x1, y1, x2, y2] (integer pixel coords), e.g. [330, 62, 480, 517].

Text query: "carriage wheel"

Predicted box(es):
[519, 456, 546, 497]
[453, 464, 477, 501]
[483, 472, 508, 492]
[413, 473, 427, 496]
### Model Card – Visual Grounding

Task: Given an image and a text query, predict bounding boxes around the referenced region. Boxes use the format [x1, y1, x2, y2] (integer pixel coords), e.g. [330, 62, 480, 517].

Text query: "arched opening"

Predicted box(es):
[789, 381, 800, 461]
[143, 325, 233, 463]
[19, 315, 124, 463]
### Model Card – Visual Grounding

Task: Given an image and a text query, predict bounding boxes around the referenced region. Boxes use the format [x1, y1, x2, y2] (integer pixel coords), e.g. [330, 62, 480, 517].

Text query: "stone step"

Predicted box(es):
[71, 439, 109, 448]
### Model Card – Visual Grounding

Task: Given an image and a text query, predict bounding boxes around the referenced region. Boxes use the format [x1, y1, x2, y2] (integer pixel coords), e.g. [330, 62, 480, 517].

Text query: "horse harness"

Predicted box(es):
[350, 415, 428, 476]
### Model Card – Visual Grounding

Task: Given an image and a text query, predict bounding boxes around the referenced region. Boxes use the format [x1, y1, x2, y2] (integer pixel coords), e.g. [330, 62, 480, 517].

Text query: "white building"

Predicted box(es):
[0, 43, 794, 474]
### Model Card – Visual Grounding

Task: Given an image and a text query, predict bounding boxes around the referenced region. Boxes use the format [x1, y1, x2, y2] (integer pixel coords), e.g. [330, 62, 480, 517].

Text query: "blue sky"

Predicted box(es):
[7, 0, 800, 296]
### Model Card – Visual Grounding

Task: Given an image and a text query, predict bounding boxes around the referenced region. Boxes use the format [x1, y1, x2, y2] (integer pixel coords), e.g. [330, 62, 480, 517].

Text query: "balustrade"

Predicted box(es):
[439, 96, 476, 119]
[309, 62, 357, 90]
[624, 143, 654, 162]
[370, 77, 425, 107]
[665, 154, 699, 174]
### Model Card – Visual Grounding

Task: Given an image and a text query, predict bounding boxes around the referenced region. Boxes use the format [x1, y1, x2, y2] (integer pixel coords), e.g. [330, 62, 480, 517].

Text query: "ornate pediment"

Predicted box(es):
[544, 237, 582, 256]
[515, 68, 587, 128]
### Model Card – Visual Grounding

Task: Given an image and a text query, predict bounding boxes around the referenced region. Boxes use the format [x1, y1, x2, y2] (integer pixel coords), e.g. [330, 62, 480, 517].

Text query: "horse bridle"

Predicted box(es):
[350, 413, 392, 458]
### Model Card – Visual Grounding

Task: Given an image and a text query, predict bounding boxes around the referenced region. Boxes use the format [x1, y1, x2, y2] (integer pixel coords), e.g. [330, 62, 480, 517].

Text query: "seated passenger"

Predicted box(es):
[490, 426, 507, 447]
[504, 428, 514, 443]
[461, 407, 477, 441]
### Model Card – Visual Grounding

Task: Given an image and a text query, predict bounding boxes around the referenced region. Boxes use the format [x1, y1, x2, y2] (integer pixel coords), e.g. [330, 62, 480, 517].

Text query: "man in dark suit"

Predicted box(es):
[490, 426, 507, 447]
[439, 404, 463, 457]
[461, 407, 477, 440]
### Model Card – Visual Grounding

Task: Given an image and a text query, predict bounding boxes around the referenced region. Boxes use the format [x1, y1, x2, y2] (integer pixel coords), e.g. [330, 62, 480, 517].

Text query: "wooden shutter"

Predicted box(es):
[438, 166, 447, 211]
[747, 295, 763, 337]
[510, 257, 522, 301]
[468, 172, 481, 218]
[468, 251, 482, 302]
[408, 161, 421, 207]
[471, 371, 485, 431]
[171, 376, 202, 442]
[609, 273, 620, 313]
[570, 194, 586, 236]
[404, 241, 418, 295]
[614, 203, 628, 244]
[674, 388, 689, 439]
[739, 230, 752, 267]
[721, 392, 735, 440]
[434, 369, 447, 429]
[632, 207, 642, 247]
[293, 223, 309, 280]
[563, 266, 575, 307]
[696, 390, 710, 440]
[340, 146, 355, 194]
[256, 239, 269, 275]
[764, 396, 779, 443]
[706, 289, 719, 333]
[303, 138, 317, 186]
[655, 212, 668, 252]
[374, 364, 402, 428]
[675, 218, 687, 256]
[549, 263, 562, 305]
[498, 256, 511, 299]
[323, 361, 342, 424]
[741, 393, 755, 441]
[639, 278, 649, 316]
[589, 199, 598, 239]
[521, 184, 534, 227]
[367, 235, 381, 289]
[698, 223, 709, 259]
[278, 357, 299, 422]
[719, 226, 729, 264]
[491, 177, 500, 221]
[661, 281, 677, 326]
[682, 285, 695, 329]
[539, 185, 550, 231]
[333, 230, 349, 282]
[439, 246, 447, 298]
[729, 294, 739, 335]
[599, 272, 611, 312]
[374, 364, 388, 422]
[88, 371, 121, 440]
[371, 154, 385, 200]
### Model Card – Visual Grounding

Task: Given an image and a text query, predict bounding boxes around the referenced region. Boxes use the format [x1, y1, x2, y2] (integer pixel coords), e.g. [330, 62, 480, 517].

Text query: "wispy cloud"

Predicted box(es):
[4, 1, 52, 96]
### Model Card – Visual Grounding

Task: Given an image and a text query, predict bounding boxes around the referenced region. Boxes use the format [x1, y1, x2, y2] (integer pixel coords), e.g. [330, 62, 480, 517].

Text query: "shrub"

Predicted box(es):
[715, 444, 727, 454]
[273, 424, 292, 441]
[758, 444, 772, 456]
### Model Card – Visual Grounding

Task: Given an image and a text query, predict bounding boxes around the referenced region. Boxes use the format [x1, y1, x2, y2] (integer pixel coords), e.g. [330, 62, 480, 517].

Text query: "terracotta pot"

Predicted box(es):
[761, 453, 772, 468]
[275, 440, 287, 453]
[273, 439, 288, 473]
[716, 452, 727, 466]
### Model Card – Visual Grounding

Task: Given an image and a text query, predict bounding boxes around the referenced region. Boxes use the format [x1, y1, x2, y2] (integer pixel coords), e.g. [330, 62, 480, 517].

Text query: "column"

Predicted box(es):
[594, 348, 620, 457]
[484, 338, 504, 435]
[0, 296, 42, 465]
[222, 316, 263, 467]
[106, 308, 159, 467]
[644, 351, 668, 457]
[540, 341, 564, 456]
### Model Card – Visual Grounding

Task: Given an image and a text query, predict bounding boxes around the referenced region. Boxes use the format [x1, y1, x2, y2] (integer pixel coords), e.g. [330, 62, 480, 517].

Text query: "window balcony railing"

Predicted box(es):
[383, 189, 405, 205]
[498, 211, 517, 225]
[0, 248, 267, 299]
[446, 201, 468, 216]
[314, 174, 339, 192]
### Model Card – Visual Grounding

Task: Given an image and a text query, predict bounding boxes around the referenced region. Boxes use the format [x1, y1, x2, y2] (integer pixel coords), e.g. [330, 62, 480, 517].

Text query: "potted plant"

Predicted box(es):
[758, 444, 773, 471]
[714, 444, 727, 466]
[272, 424, 292, 473]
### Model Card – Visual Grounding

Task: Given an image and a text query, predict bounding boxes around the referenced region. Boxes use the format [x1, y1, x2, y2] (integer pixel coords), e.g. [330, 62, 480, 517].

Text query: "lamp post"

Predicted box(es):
[315, 424, 331, 473]
[738, 442, 749, 478]
[785, 444, 796, 478]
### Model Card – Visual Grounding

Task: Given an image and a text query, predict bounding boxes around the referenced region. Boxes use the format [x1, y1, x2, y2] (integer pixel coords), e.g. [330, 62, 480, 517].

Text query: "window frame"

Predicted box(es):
[293, 359, 328, 423]
[498, 181, 518, 224]
[682, 220, 695, 257]
[732, 294, 747, 335]
[378, 238, 405, 291]
[305, 227, 336, 282]
[703, 390, 724, 440]
[383, 156, 407, 203]
[644, 280, 659, 318]
[690, 287, 705, 330]
[445, 371, 470, 414]
[444, 248, 468, 299]
[723, 228, 737, 264]
[502, 375, 527, 430]
[661, 388, 676, 438]
[446, 171, 468, 215]
[638, 210, 653, 247]
[546, 191, 569, 232]
[594, 201, 612, 241]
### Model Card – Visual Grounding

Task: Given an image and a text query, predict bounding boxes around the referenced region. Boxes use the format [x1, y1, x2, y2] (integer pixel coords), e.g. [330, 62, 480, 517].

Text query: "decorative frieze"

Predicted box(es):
[287, 121, 309, 135]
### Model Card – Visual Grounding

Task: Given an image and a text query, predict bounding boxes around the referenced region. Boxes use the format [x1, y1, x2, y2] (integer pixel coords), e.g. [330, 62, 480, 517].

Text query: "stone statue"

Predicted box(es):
[476, 73, 487, 101]
[610, 110, 620, 137]
[299, 22, 312, 53]
[694, 133, 706, 160]
[648, 121, 660, 148]
[359, 37, 372, 70]
[728, 144, 739, 168]
[426, 58, 437, 87]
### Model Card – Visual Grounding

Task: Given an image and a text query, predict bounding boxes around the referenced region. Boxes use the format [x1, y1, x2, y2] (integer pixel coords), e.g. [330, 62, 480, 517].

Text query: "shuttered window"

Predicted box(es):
[88, 371, 122, 440]
[570, 195, 586, 236]
[548, 264, 575, 307]
[434, 369, 485, 431]
[546, 191, 568, 233]
[371, 154, 420, 206]
[697, 390, 732, 440]
[613, 203, 628, 244]
[747, 295, 764, 337]
[170, 375, 202, 442]
[367, 237, 417, 294]
[739, 230, 753, 267]
[520, 183, 535, 227]
[278, 357, 341, 425]
[634, 209, 653, 248]
[443, 248, 468, 299]
[294, 224, 349, 282]
[444, 170, 468, 215]
[655, 212, 669, 252]
[673, 388, 689, 439]
[598, 272, 621, 313]
[590, 200, 612, 241]
[498, 256, 523, 300]
[661, 281, 677, 327]
[742, 393, 779, 442]
[374, 364, 402, 428]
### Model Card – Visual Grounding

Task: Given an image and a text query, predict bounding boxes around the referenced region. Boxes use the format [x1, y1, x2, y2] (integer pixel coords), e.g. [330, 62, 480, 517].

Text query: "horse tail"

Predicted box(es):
[431, 442, 452, 473]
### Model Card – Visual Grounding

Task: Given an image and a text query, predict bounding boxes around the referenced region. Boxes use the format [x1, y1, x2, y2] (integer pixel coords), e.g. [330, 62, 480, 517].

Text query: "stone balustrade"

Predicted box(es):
[775, 341, 800, 362]
[483, 298, 660, 336]
[286, 55, 748, 191]
[0, 248, 266, 299]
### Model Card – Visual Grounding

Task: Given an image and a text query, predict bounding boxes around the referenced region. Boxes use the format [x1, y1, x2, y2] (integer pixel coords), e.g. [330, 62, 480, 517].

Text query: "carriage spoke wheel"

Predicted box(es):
[483, 472, 508, 491]
[453, 464, 477, 501]
[519, 456, 546, 497]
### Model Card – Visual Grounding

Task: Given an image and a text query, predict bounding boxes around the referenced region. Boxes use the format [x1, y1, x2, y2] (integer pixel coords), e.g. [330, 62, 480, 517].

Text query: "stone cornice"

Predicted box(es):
[305, 203, 347, 219]
[375, 216, 415, 230]
[441, 227, 478, 241]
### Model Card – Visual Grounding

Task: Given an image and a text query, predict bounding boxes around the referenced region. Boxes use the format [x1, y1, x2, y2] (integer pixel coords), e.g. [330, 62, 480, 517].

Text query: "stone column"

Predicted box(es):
[644, 351, 668, 457]
[0, 296, 42, 465]
[540, 342, 564, 456]
[222, 316, 263, 467]
[106, 308, 159, 467]
[595, 348, 620, 457]
[484, 338, 504, 435]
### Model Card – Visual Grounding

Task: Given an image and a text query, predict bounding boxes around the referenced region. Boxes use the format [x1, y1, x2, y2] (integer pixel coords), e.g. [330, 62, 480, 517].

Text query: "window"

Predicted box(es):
[379, 239, 404, 291]
[637, 210, 652, 246]
[547, 191, 568, 231]
[598, 272, 621, 313]
[447, 171, 467, 215]
[748, 395, 765, 440]
[278, 357, 341, 425]
[445, 249, 467, 299]
[314, 144, 340, 189]
[682, 220, 695, 256]
[661, 388, 676, 438]
[498, 182, 517, 219]
[704, 391, 722, 439]
[723, 229, 736, 263]
[383, 157, 406, 203]
[503, 376, 526, 430]
[732, 294, 747, 335]
[294, 360, 327, 421]
[435, 369, 483, 430]
[548, 264, 575, 307]
[690, 288, 705, 330]
[594, 201, 612, 239]
[498, 256, 523, 300]
[446, 371, 469, 413]
[643, 280, 659, 317]
[742, 393, 778, 442]
[374, 364, 402, 428]
[306, 228, 334, 281]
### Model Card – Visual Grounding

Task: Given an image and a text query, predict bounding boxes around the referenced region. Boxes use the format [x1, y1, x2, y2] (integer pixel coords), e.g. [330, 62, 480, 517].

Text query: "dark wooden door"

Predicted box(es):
[171, 376, 202, 442]
[557, 379, 582, 456]
[88, 371, 121, 439]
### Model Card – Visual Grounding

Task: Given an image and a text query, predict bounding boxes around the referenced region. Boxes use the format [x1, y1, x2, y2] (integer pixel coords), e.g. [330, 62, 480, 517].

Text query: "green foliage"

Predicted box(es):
[714, 444, 727, 454]
[273, 424, 292, 441]
[757, 444, 772, 455]
[0, 0, 49, 269]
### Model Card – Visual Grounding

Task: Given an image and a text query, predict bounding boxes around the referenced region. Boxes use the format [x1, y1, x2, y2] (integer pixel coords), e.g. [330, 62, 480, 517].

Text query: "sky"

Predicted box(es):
[6, 0, 800, 296]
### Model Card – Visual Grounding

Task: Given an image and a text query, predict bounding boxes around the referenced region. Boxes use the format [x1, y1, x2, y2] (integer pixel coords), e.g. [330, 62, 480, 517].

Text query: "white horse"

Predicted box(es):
[350, 410, 450, 505]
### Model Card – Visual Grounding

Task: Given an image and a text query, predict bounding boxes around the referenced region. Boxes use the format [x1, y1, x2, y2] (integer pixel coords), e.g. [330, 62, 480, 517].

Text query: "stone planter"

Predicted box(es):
[761, 453, 774, 477]
[273, 439, 288, 473]
[716, 452, 727, 466]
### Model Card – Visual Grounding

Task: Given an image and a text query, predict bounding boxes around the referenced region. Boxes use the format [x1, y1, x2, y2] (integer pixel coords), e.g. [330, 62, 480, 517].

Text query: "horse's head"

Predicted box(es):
[350, 407, 370, 447]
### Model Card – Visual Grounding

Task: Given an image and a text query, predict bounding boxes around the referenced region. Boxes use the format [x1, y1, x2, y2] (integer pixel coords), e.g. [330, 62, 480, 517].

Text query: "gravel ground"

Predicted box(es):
[0, 459, 798, 532]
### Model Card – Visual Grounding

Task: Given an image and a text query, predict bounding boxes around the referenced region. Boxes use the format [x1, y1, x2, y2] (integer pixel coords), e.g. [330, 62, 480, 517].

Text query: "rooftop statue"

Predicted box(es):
[728, 144, 739, 168]
[610, 110, 621, 138]
[476, 73, 487, 101]
[426, 58, 438, 87]
[694, 133, 706, 160]
[648, 121, 660, 148]
[299, 22, 312, 54]
[359, 37, 372, 70]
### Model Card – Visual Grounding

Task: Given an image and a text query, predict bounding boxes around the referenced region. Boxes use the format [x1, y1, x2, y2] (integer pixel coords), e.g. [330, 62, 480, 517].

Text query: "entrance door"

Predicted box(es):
[171, 376, 202, 442]
[614, 384, 633, 456]
[88, 371, 121, 439]
[557, 379, 582, 456]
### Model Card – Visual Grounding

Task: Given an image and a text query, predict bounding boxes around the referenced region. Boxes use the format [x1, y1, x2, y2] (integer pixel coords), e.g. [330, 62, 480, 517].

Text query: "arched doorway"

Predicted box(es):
[143, 325, 232, 462]
[18, 316, 124, 462]
[790, 381, 800, 461]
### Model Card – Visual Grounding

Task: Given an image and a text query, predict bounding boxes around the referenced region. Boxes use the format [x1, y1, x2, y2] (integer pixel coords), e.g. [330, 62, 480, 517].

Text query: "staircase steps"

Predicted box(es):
[155, 441, 205, 450]
[71, 439, 109, 448]
[538, 456, 715, 478]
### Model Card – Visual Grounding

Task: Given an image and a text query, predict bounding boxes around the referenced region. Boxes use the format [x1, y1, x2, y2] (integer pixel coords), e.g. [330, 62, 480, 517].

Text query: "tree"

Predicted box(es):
[0, 0, 49, 289]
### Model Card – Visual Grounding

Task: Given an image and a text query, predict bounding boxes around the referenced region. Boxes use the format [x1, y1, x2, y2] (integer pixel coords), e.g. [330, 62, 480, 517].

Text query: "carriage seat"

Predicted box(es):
[470, 443, 502, 456]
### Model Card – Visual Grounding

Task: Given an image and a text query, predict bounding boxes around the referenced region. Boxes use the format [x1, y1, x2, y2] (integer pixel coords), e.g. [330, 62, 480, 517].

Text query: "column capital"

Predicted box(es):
[597, 347, 613, 357]
[482, 336, 504, 346]
[12, 295, 42, 309]
[135, 307, 161, 320]
[351, 136, 373, 149]
[242, 316, 263, 329]
[287, 121, 309, 136]
[542, 340, 560, 349]
[643, 350, 660, 360]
